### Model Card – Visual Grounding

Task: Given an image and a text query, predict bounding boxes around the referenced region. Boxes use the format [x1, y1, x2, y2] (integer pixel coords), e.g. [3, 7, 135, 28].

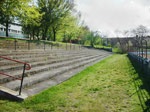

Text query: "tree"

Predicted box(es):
[0, 0, 41, 37]
[37, 0, 74, 40]
[83, 31, 101, 47]
[131, 25, 149, 46]
[21, 4, 43, 40]
[60, 14, 81, 42]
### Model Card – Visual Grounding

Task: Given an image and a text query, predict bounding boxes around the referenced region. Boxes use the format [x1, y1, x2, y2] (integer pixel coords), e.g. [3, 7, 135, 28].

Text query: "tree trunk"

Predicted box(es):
[42, 27, 48, 40]
[52, 26, 56, 41]
[33, 29, 35, 40]
[6, 20, 9, 37]
[37, 30, 40, 40]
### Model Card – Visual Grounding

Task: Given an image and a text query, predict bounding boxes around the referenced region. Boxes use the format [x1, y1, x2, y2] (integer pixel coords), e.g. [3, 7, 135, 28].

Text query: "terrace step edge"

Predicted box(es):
[0, 86, 27, 101]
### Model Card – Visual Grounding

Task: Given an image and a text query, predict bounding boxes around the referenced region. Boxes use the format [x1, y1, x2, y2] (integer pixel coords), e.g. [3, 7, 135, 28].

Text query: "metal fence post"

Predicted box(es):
[66, 43, 67, 50]
[14, 40, 17, 50]
[19, 64, 26, 95]
[44, 42, 45, 51]
[58, 43, 59, 49]
[28, 41, 30, 50]
[70, 43, 71, 50]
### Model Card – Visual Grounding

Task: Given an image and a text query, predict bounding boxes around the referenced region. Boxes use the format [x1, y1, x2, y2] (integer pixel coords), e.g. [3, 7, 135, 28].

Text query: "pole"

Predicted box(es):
[19, 64, 26, 95]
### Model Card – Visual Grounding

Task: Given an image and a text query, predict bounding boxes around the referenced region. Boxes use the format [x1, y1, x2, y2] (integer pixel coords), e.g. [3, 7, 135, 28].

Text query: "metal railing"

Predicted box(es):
[0, 56, 31, 95]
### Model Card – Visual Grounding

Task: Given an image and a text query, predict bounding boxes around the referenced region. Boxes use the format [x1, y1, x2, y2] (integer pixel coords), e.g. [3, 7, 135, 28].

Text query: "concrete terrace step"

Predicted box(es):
[0, 54, 103, 84]
[0, 49, 86, 58]
[0, 50, 82, 56]
[0, 53, 96, 73]
[0, 48, 79, 54]
[23, 55, 111, 96]
[1, 50, 81, 58]
[3, 54, 110, 91]
[0, 52, 91, 67]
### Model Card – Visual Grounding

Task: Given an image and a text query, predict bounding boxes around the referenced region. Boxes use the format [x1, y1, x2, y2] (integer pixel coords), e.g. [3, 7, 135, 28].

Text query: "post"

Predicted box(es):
[66, 43, 67, 50]
[44, 42, 45, 51]
[142, 42, 143, 59]
[19, 64, 26, 95]
[14, 40, 17, 50]
[58, 43, 59, 49]
[28, 41, 30, 50]
[146, 41, 147, 59]
[70, 43, 71, 50]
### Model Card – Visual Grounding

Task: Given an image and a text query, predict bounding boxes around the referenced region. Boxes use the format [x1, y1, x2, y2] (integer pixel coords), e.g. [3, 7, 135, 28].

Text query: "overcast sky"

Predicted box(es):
[75, 0, 150, 37]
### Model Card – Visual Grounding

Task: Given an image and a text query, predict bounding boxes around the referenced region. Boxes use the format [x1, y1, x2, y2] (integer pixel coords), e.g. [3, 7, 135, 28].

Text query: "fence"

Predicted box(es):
[0, 39, 84, 51]
[128, 39, 150, 76]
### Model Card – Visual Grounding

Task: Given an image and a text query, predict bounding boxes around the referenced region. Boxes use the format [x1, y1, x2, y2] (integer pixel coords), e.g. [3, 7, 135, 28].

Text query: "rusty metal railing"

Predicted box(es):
[0, 56, 31, 95]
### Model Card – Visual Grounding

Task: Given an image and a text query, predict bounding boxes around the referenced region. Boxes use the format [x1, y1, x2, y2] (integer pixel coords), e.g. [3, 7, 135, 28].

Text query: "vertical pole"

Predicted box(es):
[14, 40, 17, 50]
[66, 43, 67, 50]
[44, 42, 45, 51]
[19, 64, 26, 95]
[70, 43, 71, 50]
[142, 42, 143, 59]
[146, 41, 147, 59]
[28, 41, 30, 50]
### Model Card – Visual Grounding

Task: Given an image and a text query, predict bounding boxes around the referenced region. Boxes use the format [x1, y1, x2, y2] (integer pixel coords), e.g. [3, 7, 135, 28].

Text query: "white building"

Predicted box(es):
[0, 23, 28, 39]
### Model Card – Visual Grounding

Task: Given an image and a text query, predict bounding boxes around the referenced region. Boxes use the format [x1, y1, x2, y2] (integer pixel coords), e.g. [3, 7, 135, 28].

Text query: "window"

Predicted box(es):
[11, 29, 17, 33]
[0, 28, 3, 31]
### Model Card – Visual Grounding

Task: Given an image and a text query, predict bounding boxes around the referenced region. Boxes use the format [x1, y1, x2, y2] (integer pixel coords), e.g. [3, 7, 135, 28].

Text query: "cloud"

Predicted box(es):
[75, 0, 150, 37]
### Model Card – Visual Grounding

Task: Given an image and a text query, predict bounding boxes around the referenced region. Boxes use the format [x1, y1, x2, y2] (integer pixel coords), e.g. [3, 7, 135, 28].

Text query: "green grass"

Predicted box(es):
[112, 48, 123, 53]
[0, 55, 142, 112]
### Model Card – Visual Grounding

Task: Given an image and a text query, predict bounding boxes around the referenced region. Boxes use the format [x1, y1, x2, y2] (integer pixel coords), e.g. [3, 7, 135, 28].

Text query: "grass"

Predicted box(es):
[0, 54, 142, 112]
[112, 48, 123, 53]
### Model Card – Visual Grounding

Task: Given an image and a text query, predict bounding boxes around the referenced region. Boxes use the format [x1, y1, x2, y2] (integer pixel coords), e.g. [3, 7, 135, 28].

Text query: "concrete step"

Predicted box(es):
[0, 48, 80, 54]
[0, 52, 88, 67]
[23, 54, 111, 96]
[0, 50, 81, 56]
[3, 54, 109, 91]
[0, 54, 103, 84]
[0, 86, 27, 101]
[0, 54, 94, 73]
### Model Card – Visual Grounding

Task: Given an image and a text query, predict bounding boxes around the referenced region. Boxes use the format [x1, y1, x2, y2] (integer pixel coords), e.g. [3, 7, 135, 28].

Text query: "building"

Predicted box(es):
[0, 23, 28, 39]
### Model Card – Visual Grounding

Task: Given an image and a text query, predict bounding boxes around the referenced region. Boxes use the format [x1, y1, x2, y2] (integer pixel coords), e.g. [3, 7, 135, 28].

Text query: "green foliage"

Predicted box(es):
[83, 31, 101, 47]
[35, 0, 74, 41]
[112, 48, 123, 53]
[0, 0, 41, 37]
[0, 0, 104, 46]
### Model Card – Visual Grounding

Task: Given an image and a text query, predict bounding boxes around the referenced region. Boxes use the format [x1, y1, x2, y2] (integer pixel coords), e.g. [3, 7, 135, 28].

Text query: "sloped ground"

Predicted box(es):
[0, 54, 142, 112]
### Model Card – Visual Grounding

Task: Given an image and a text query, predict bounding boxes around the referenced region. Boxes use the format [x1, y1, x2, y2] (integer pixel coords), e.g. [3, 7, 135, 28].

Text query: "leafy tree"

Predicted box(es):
[0, 0, 41, 37]
[21, 4, 43, 40]
[83, 31, 101, 47]
[37, 0, 74, 40]
[60, 14, 81, 42]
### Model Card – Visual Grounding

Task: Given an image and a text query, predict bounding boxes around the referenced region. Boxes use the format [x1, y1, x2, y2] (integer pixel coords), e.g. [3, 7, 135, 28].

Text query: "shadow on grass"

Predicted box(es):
[128, 56, 150, 112]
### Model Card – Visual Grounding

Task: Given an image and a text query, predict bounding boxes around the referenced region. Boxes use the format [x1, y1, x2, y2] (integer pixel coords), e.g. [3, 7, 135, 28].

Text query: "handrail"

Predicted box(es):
[0, 55, 31, 95]
[0, 72, 21, 80]
[0, 56, 31, 70]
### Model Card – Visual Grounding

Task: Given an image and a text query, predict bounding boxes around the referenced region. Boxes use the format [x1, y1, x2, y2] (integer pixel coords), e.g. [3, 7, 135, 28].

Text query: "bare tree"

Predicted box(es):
[131, 25, 149, 45]
[123, 30, 131, 51]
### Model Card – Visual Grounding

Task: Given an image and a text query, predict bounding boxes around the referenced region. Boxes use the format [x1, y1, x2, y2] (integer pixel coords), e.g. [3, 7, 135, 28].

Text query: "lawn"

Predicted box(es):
[0, 54, 142, 112]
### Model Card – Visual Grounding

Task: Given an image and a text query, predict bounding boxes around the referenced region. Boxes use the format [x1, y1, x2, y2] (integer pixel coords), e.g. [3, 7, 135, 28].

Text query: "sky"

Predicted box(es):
[75, 0, 150, 37]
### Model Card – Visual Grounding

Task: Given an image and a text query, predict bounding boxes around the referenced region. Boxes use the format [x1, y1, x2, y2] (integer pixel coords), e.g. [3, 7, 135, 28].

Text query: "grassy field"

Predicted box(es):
[0, 55, 142, 112]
